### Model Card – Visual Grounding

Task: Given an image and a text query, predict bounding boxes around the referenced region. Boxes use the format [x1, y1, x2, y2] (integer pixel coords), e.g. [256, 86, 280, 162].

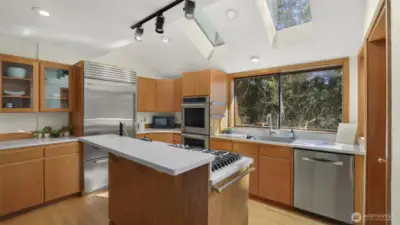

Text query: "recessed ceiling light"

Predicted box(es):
[227, 9, 237, 19]
[251, 56, 259, 62]
[32, 7, 50, 17]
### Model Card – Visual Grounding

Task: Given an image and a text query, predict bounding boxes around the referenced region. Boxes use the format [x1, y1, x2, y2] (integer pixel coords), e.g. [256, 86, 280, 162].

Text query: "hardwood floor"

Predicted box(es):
[2, 191, 332, 225]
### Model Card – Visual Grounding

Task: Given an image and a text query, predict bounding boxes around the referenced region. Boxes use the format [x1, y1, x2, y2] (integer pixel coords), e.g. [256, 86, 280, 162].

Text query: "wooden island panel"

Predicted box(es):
[108, 153, 209, 225]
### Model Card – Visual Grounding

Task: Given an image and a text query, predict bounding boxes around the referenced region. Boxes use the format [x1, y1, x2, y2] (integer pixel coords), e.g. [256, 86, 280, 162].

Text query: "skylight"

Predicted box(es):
[194, 10, 225, 47]
[267, 0, 312, 31]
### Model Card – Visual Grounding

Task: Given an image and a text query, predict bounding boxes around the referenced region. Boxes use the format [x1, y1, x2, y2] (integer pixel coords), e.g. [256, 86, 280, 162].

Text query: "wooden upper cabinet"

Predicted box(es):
[137, 77, 156, 112]
[173, 78, 182, 112]
[39, 61, 72, 112]
[194, 70, 210, 96]
[0, 54, 39, 113]
[182, 72, 195, 96]
[156, 79, 174, 112]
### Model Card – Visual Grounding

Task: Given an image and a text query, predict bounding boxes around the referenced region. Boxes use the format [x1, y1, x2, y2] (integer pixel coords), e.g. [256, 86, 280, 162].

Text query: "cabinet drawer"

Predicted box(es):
[44, 142, 80, 157]
[232, 142, 259, 155]
[259, 145, 292, 160]
[0, 147, 43, 165]
[149, 133, 174, 144]
[136, 134, 145, 139]
[210, 139, 232, 151]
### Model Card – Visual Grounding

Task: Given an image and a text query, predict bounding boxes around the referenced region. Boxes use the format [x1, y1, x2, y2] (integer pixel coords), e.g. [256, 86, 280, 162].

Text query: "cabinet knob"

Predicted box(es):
[377, 158, 387, 164]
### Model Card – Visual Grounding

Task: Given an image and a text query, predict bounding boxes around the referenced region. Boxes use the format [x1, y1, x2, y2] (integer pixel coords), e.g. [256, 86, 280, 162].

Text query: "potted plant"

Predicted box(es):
[63, 125, 72, 137]
[51, 129, 61, 138]
[33, 130, 43, 138]
[42, 126, 52, 138]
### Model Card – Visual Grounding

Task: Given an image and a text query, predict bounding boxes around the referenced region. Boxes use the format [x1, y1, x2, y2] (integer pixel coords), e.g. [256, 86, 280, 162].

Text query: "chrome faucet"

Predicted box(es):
[266, 114, 276, 136]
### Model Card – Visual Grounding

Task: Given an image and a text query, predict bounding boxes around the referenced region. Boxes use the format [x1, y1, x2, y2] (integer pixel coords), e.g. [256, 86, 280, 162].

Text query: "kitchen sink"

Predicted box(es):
[253, 136, 295, 144]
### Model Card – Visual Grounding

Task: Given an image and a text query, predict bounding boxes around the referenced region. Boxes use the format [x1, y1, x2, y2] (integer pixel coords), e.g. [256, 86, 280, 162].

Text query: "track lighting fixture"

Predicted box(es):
[155, 14, 165, 34]
[135, 26, 144, 41]
[130, 0, 196, 41]
[184, 0, 196, 19]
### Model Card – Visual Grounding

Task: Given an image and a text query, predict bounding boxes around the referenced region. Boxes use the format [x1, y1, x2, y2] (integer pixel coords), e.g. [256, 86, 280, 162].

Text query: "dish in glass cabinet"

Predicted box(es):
[6, 67, 27, 78]
[3, 90, 26, 96]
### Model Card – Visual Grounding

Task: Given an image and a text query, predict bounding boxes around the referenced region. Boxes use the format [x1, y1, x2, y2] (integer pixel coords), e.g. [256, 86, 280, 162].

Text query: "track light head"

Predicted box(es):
[155, 14, 165, 34]
[135, 26, 144, 41]
[184, 0, 196, 20]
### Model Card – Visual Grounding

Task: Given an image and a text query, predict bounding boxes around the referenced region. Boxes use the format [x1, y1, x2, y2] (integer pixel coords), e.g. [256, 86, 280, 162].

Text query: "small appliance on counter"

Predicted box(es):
[152, 116, 175, 129]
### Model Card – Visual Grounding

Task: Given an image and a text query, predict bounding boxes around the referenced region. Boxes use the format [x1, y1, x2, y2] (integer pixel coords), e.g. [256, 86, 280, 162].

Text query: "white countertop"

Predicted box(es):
[79, 134, 215, 176]
[137, 128, 181, 134]
[0, 136, 79, 151]
[212, 135, 365, 155]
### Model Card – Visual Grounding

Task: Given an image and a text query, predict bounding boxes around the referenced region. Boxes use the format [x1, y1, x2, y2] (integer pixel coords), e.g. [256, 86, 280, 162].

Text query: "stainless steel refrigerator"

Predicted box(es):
[82, 61, 136, 193]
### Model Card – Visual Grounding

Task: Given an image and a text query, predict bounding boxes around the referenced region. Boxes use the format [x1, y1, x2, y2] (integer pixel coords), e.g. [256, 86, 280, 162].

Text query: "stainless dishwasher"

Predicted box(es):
[294, 149, 354, 224]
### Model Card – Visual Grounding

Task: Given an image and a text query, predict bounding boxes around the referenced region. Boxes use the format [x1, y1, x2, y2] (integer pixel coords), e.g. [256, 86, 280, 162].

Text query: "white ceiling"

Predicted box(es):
[0, 0, 366, 76]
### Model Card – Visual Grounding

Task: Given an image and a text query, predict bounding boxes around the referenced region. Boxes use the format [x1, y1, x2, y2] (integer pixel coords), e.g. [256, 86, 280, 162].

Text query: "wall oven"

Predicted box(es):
[182, 133, 209, 149]
[182, 96, 210, 135]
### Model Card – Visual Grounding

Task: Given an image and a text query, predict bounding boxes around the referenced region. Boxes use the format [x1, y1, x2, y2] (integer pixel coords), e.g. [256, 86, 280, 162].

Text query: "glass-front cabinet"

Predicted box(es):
[0, 55, 39, 112]
[40, 62, 72, 112]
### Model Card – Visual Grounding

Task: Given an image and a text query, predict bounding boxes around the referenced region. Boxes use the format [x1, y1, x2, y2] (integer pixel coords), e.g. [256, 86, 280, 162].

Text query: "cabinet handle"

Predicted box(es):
[301, 157, 343, 166]
[377, 158, 387, 164]
[212, 167, 255, 193]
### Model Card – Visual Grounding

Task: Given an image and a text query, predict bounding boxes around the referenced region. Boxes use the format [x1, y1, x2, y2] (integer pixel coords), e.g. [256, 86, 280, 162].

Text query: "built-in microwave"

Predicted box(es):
[152, 116, 176, 129]
[182, 96, 210, 135]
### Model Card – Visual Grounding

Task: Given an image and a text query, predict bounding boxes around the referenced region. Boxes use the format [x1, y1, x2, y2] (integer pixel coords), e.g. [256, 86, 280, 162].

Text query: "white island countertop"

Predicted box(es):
[79, 134, 215, 176]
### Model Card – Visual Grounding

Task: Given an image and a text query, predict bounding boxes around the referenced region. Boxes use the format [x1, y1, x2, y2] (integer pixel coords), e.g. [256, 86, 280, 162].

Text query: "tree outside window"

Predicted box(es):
[234, 67, 343, 131]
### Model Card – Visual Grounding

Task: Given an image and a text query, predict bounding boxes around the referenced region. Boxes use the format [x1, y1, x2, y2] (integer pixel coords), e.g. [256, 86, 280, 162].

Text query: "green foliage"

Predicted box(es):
[234, 68, 343, 131]
[42, 126, 53, 133]
[281, 69, 342, 130]
[235, 75, 279, 125]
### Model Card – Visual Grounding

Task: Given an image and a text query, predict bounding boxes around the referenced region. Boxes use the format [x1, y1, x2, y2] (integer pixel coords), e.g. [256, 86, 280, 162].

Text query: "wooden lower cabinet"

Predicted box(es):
[0, 142, 81, 216]
[0, 159, 44, 215]
[44, 153, 80, 202]
[258, 147, 293, 206]
[137, 133, 178, 144]
[210, 138, 233, 151]
[233, 142, 259, 196]
[173, 134, 181, 144]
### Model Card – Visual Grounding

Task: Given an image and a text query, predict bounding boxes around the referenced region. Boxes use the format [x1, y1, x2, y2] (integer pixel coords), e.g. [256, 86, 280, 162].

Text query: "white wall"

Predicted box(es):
[364, 0, 381, 36]
[0, 35, 159, 134]
[391, 0, 399, 223]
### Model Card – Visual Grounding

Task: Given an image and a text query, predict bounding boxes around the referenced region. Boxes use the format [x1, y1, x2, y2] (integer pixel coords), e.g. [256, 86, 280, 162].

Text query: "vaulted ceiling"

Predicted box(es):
[0, 0, 366, 76]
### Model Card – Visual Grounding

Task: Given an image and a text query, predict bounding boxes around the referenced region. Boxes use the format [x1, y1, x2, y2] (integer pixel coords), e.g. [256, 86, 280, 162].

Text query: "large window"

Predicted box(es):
[234, 67, 343, 131]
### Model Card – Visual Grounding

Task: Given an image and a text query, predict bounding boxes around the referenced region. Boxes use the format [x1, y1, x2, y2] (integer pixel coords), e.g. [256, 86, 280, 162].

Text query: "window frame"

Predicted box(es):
[229, 58, 350, 132]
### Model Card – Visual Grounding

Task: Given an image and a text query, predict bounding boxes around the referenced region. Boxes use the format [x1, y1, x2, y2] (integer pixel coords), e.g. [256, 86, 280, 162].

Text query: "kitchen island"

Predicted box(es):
[80, 134, 253, 225]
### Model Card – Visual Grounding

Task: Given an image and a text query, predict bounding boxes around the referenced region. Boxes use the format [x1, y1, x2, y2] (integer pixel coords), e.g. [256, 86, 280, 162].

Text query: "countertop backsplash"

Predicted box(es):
[231, 127, 337, 143]
[0, 112, 69, 134]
